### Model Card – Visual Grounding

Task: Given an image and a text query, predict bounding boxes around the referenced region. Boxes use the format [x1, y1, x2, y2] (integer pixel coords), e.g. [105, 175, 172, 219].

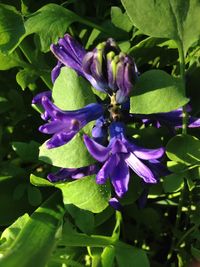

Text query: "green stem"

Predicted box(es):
[167, 184, 185, 260]
[177, 42, 187, 135]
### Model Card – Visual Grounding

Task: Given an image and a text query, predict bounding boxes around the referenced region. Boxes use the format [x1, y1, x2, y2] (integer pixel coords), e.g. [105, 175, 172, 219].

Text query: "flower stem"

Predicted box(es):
[177, 42, 187, 135]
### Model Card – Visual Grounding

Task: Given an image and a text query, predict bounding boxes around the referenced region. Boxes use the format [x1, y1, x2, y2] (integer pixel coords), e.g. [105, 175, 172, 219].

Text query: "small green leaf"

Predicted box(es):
[56, 176, 110, 213]
[25, 4, 80, 52]
[163, 173, 184, 193]
[0, 4, 25, 52]
[16, 69, 38, 90]
[27, 185, 42, 206]
[39, 133, 95, 168]
[52, 67, 96, 110]
[12, 141, 39, 162]
[30, 174, 54, 187]
[111, 7, 132, 32]
[166, 134, 200, 165]
[130, 70, 189, 114]
[122, 0, 200, 53]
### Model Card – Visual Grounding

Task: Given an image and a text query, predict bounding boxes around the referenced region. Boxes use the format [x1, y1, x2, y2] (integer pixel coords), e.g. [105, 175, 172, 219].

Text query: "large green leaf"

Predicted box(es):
[25, 4, 80, 52]
[56, 176, 110, 213]
[115, 246, 150, 267]
[130, 70, 189, 114]
[0, 4, 25, 52]
[122, 0, 200, 53]
[166, 134, 200, 165]
[39, 133, 95, 168]
[52, 67, 96, 110]
[0, 191, 65, 267]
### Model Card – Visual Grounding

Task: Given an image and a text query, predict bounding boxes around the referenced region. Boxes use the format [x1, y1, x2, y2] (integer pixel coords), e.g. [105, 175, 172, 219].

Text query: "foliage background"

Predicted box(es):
[0, 0, 200, 266]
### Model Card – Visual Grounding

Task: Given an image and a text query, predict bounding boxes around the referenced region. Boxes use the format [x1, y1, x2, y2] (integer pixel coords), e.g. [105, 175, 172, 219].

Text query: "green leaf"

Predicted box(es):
[66, 205, 94, 234]
[111, 7, 132, 32]
[101, 246, 115, 267]
[25, 4, 80, 52]
[0, 191, 65, 267]
[16, 69, 38, 90]
[130, 70, 189, 114]
[39, 133, 95, 168]
[0, 4, 25, 52]
[56, 176, 110, 213]
[30, 174, 54, 187]
[115, 246, 150, 267]
[0, 51, 24, 70]
[0, 214, 29, 252]
[27, 185, 42, 206]
[163, 173, 184, 193]
[12, 141, 39, 162]
[122, 0, 200, 53]
[52, 67, 96, 110]
[191, 246, 200, 261]
[166, 134, 200, 165]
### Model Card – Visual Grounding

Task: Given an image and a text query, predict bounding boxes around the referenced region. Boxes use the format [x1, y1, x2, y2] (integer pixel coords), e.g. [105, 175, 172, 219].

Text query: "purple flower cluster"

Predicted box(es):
[33, 34, 200, 208]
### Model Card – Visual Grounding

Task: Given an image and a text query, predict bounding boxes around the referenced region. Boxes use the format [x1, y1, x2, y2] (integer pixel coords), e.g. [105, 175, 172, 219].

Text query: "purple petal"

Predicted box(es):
[96, 155, 116, 184]
[39, 120, 70, 134]
[51, 61, 63, 83]
[50, 34, 86, 75]
[188, 117, 200, 128]
[83, 135, 110, 162]
[32, 91, 52, 105]
[130, 144, 165, 160]
[110, 155, 130, 197]
[109, 197, 121, 210]
[48, 164, 97, 182]
[46, 130, 77, 149]
[110, 138, 128, 154]
[125, 153, 157, 184]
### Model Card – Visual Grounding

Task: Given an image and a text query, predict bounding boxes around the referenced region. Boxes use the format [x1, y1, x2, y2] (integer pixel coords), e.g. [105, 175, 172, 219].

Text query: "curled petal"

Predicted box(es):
[130, 144, 165, 160]
[83, 135, 110, 162]
[32, 91, 52, 105]
[110, 155, 130, 197]
[125, 153, 157, 184]
[109, 197, 121, 210]
[46, 130, 77, 149]
[47, 164, 97, 182]
[96, 155, 116, 184]
[51, 61, 63, 83]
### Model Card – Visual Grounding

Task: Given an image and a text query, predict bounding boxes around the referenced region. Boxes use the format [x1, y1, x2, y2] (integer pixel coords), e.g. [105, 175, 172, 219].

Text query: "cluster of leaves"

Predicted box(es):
[0, 0, 200, 266]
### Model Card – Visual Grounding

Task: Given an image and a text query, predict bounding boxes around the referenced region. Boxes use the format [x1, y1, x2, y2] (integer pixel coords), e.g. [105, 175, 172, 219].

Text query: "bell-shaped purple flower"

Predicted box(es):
[38, 96, 104, 149]
[47, 164, 98, 182]
[83, 122, 165, 198]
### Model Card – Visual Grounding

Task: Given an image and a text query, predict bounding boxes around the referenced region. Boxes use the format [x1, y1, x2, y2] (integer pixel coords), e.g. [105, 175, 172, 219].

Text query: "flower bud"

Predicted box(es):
[82, 38, 138, 103]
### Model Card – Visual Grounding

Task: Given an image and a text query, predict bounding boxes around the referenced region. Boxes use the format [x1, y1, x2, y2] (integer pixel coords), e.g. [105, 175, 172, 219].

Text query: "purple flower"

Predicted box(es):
[51, 34, 138, 104]
[38, 96, 104, 148]
[92, 116, 108, 144]
[134, 106, 200, 129]
[83, 122, 165, 198]
[47, 164, 98, 182]
[82, 39, 138, 103]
